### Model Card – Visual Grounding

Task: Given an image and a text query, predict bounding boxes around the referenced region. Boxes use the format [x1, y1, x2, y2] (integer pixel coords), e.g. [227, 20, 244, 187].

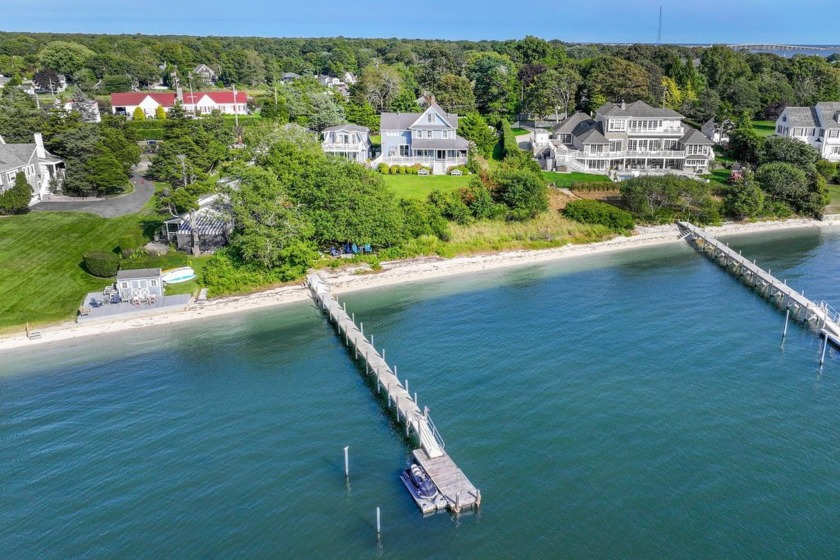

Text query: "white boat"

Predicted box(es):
[161, 267, 196, 284]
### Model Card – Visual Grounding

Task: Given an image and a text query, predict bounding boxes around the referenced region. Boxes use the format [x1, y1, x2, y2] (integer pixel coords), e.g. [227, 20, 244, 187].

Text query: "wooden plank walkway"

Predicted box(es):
[678, 222, 840, 344]
[306, 273, 480, 513]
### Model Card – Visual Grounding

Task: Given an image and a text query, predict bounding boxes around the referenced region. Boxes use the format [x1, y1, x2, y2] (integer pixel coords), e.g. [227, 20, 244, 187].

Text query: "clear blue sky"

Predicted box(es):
[2, 0, 839, 45]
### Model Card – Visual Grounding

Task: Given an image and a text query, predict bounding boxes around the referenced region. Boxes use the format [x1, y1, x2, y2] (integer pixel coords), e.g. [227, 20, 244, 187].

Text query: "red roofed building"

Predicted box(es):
[111, 91, 248, 119]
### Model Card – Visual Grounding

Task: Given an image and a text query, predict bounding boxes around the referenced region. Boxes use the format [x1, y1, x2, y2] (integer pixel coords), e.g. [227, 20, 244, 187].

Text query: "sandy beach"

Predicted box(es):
[0, 219, 832, 352]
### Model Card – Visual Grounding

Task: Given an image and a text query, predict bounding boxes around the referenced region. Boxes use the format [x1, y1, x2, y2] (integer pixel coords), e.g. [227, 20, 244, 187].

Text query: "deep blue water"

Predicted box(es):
[2, 226, 840, 558]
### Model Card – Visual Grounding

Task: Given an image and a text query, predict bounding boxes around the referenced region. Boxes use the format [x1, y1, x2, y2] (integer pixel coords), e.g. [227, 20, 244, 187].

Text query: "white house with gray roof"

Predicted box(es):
[0, 133, 64, 204]
[775, 103, 840, 162]
[536, 100, 714, 175]
[321, 124, 371, 164]
[379, 101, 468, 174]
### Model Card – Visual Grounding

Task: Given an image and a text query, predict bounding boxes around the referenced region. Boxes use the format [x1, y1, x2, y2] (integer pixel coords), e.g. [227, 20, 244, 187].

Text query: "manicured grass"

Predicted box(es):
[370, 134, 381, 144]
[511, 128, 530, 135]
[702, 168, 732, 188]
[826, 184, 840, 214]
[542, 171, 613, 185]
[713, 146, 734, 164]
[752, 120, 777, 137]
[0, 211, 159, 330]
[381, 174, 472, 199]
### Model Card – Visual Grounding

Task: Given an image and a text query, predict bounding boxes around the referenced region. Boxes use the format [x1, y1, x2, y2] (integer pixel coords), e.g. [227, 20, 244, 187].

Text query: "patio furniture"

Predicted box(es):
[79, 306, 91, 316]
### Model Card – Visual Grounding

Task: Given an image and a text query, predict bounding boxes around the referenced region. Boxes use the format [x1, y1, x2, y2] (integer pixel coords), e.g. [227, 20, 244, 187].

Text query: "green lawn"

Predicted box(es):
[0, 211, 161, 330]
[511, 128, 529, 135]
[752, 120, 777, 137]
[542, 171, 613, 185]
[826, 184, 840, 214]
[701, 168, 732, 189]
[381, 174, 472, 199]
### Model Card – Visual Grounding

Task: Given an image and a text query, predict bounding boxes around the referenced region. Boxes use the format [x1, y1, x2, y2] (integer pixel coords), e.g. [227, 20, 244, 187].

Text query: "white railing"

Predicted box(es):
[383, 156, 467, 166]
[323, 142, 366, 151]
[625, 127, 685, 135]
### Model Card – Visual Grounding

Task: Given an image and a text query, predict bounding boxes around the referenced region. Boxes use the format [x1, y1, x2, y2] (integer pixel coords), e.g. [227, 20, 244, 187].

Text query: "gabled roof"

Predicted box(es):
[814, 102, 840, 129]
[322, 124, 370, 133]
[576, 123, 608, 144]
[0, 141, 62, 174]
[597, 100, 684, 119]
[381, 102, 459, 131]
[111, 92, 175, 107]
[111, 91, 246, 108]
[0, 143, 36, 174]
[680, 126, 714, 145]
[553, 112, 594, 135]
[117, 268, 161, 279]
[193, 64, 216, 74]
[783, 106, 819, 128]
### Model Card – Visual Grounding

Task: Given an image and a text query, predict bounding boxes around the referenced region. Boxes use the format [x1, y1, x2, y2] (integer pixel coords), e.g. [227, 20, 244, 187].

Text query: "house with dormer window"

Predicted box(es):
[775, 103, 840, 162]
[535, 100, 714, 175]
[379, 101, 469, 174]
[321, 124, 371, 164]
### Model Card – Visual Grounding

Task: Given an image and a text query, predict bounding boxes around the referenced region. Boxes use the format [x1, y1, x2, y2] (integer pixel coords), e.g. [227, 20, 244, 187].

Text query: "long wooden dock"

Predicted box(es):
[306, 273, 480, 513]
[678, 222, 840, 345]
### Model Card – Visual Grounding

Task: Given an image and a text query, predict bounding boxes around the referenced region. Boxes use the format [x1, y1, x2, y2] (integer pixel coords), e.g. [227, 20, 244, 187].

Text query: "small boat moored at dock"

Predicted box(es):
[400, 462, 448, 514]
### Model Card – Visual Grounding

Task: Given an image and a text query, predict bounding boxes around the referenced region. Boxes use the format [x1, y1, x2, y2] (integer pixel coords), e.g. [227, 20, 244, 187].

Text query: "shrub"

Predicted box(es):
[83, 252, 120, 277]
[377, 163, 390, 174]
[500, 119, 520, 159]
[569, 181, 617, 192]
[0, 172, 32, 215]
[132, 107, 146, 121]
[563, 199, 635, 231]
[448, 165, 469, 175]
[121, 252, 188, 271]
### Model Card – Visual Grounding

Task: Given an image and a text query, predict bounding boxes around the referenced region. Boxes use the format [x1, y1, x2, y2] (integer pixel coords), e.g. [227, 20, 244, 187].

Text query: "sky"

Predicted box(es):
[2, 0, 839, 45]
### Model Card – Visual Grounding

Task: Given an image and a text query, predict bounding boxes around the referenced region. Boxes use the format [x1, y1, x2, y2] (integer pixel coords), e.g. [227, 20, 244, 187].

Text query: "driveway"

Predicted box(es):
[32, 162, 156, 218]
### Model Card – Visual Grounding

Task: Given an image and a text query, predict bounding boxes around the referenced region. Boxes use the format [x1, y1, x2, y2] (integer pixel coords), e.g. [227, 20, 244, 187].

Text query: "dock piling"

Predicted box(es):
[821, 333, 829, 367]
[376, 507, 381, 535]
[782, 309, 790, 345]
[344, 446, 349, 478]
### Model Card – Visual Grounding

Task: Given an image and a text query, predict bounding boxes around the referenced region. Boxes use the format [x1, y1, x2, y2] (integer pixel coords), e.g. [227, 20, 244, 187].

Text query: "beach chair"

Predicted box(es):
[364, 243, 372, 254]
[352, 243, 359, 254]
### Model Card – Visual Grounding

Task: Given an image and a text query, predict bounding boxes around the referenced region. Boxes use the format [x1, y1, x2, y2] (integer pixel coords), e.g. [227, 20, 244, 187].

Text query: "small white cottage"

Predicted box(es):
[116, 268, 163, 303]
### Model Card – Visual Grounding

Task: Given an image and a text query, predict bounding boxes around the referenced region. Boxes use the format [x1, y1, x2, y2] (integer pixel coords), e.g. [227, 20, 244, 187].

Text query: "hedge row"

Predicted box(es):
[569, 182, 620, 192]
[562, 199, 635, 231]
[377, 163, 427, 175]
[500, 120, 519, 159]
[82, 252, 120, 277]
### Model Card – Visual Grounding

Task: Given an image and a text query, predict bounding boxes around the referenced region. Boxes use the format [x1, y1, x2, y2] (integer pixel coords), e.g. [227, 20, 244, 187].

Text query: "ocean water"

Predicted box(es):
[2, 227, 840, 558]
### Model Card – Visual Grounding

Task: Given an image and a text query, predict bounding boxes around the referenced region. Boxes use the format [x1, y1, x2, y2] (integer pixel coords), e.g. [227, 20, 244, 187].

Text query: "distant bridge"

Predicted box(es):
[728, 44, 838, 53]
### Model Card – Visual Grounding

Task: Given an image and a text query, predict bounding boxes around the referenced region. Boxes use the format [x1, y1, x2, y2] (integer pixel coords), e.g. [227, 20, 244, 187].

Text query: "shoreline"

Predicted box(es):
[0, 219, 831, 352]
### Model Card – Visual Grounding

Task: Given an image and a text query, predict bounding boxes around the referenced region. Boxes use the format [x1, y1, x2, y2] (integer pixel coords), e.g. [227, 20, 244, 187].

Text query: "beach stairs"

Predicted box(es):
[305, 272, 481, 513]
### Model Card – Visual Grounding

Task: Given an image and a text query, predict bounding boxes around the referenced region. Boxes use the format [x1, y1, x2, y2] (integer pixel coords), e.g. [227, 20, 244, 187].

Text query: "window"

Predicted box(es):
[663, 139, 677, 150]
[831, 130, 840, 138]
[399, 145, 410, 157]
[608, 119, 625, 131]
[427, 113, 434, 123]
[560, 134, 572, 144]
[150, 280, 158, 287]
[589, 144, 604, 154]
[831, 146, 840, 154]
[609, 140, 622, 152]
[120, 281, 129, 289]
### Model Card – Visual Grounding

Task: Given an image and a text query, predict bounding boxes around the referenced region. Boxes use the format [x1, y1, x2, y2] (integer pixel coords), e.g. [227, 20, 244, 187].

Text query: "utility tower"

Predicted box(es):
[657, 6, 663, 44]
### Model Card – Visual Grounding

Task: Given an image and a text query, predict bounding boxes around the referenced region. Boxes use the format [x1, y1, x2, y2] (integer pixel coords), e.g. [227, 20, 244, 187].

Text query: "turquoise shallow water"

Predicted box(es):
[2, 227, 840, 558]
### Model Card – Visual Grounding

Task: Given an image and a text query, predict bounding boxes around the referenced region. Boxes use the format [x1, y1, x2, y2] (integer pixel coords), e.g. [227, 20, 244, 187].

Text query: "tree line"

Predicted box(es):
[2, 32, 839, 127]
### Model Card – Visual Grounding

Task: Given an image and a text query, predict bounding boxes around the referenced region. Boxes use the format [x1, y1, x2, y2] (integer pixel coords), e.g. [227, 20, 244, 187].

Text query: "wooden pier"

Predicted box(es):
[306, 273, 480, 513]
[678, 222, 840, 346]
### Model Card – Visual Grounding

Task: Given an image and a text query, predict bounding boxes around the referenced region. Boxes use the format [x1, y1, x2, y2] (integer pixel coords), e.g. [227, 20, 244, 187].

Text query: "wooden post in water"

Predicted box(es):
[365, 351, 369, 375]
[414, 392, 417, 406]
[376, 506, 381, 535]
[782, 309, 790, 345]
[344, 446, 349, 478]
[455, 492, 462, 513]
[382, 348, 386, 361]
[820, 333, 828, 367]
[360, 322, 363, 336]
[404, 378, 408, 394]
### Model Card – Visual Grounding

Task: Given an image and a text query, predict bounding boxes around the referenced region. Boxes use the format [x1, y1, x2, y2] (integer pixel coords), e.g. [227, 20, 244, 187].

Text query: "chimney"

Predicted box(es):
[34, 133, 46, 159]
[620, 99, 626, 110]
